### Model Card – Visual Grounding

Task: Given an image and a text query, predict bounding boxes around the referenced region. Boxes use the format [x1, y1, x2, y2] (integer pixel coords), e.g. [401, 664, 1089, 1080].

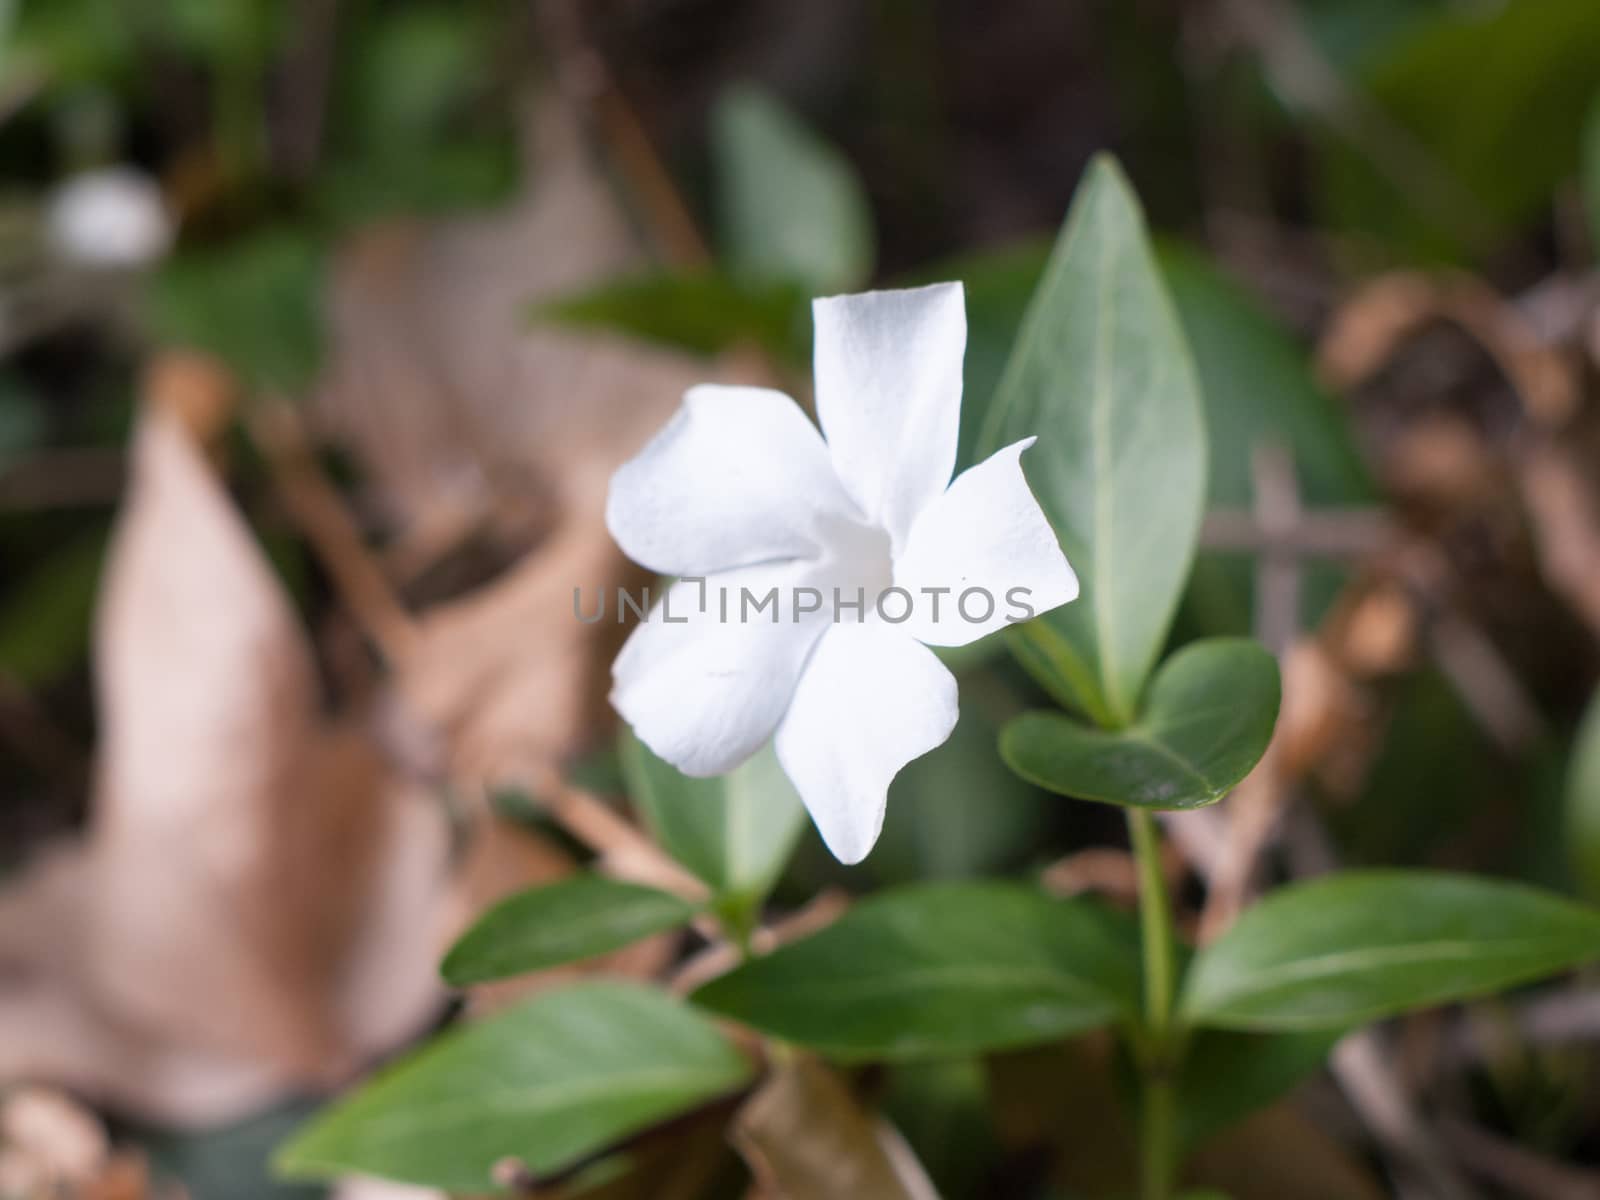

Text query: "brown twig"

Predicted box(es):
[539, 0, 711, 269]
[669, 889, 850, 996]
[1436, 1115, 1600, 1200]
[247, 400, 422, 665]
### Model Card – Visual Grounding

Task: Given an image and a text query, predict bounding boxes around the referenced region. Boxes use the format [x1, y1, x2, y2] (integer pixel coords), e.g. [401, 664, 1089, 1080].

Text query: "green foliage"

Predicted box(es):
[1182, 871, 1600, 1030]
[712, 84, 876, 294]
[535, 272, 806, 363]
[441, 876, 698, 986]
[981, 156, 1207, 728]
[621, 733, 805, 921]
[869, 693, 1053, 882]
[999, 638, 1279, 811]
[316, 4, 515, 224]
[1158, 244, 1373, 634]
[1317, 0, 1600, 260]
[1567, 687, 1600, 900]
[691, 882, 1141, 1060]
[276, 982, 752, 1192]
[923, 239, 1054, 471]
[0, 530, 104, 685]
[1172, 1030, 1342, 1153]
[144, 230, 324, 393]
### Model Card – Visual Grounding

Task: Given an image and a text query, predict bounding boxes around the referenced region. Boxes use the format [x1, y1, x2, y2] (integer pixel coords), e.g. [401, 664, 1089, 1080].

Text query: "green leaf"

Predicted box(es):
[999, 638, 1279, 811]
[316, 5, 515, 224]
[907, 238, 1052, 472]
[621, 733, 805, 910]
[690, 882, 1141, 1060]
[1173, 1029, 1341, 1153]
[1158, 244, 1373, 636]
[1182, 871, 1600, 1030]
[1566, 686, 1600, 901]
[0, 530, 104, 685]
[144, 229, 324, 393]
[441, 876, 698, 986]
[534, 272, 806, 364]
[980, 155, 1207, 727]
[713, 84, 875, 293]
[275, 982, 752, 1192]
[869, 695, 1051, 883]
[1316, 0, 1600, 261]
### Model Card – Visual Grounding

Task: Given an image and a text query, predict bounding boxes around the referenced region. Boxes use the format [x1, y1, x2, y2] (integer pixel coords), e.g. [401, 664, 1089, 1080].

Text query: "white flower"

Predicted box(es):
[46, 167, 173, 269]
[606, 282, 1078, 863]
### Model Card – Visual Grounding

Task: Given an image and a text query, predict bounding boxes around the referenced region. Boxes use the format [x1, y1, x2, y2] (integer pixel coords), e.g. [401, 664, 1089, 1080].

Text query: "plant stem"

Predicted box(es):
[1127, 808, 1179, 1200]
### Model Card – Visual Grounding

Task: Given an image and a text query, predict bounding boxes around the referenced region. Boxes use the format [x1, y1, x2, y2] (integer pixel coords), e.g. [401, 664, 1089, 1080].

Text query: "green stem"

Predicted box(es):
[1127, 809, 1179, 1200]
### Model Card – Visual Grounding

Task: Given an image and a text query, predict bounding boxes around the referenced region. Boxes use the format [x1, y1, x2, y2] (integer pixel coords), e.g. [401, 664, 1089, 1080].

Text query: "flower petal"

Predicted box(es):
[893, 437, 1078, 647]
[611, 561, 830, 777]
[775, 622, 959, 863]
[812, 283, 965, 551]
[606, 384, 855, 577]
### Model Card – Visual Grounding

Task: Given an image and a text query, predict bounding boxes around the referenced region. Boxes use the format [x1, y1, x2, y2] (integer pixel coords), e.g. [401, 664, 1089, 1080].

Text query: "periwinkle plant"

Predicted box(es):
[279, 157, 1600, 1200]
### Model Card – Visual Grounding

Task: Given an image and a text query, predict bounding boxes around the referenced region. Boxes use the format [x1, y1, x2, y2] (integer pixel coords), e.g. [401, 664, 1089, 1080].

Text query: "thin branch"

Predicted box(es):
[247, 401, 422, 665]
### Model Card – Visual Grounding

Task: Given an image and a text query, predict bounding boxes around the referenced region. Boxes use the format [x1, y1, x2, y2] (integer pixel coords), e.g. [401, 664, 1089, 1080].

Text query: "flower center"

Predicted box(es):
[813, 511, 894, 622]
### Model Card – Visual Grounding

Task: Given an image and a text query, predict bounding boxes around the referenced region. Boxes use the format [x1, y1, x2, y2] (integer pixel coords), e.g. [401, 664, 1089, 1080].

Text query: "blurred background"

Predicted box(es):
[5, 0, 1600, 1196]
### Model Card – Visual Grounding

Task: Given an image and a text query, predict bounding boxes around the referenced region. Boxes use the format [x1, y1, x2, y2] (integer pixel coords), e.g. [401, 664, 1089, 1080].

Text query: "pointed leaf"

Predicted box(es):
[691, 882, 1140, 1060]
[622, 732, 804, 909]
[275, 982, 753, 1192]
[713, 84, 875, 293]
[1174, 1029, 1341, 1153]
[981, 155, 1207, 726]
[1565, 684, 1600, 901]
[441, 876, 698, 986]
[999, 638, 1279, 810]
[1182, 872, 1600, 1030]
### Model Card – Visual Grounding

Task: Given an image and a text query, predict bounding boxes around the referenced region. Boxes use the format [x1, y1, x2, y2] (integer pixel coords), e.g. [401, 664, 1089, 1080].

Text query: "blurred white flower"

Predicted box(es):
[605, 282, 1078, 863]
[45, 167, 173, 268]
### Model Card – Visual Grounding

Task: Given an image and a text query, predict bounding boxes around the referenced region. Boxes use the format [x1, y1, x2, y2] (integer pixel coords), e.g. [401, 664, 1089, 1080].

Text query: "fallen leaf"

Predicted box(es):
[732, 1057, 940, 1200]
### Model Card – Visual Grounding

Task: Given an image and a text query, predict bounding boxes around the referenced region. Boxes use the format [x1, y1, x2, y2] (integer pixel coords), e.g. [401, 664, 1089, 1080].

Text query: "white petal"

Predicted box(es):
[812, 283, 965, 552]
[606, 385, 855, 577]
[611, 561, 829, 777]
[893, 437, 1078, 647]
[775, 622, 959, 863]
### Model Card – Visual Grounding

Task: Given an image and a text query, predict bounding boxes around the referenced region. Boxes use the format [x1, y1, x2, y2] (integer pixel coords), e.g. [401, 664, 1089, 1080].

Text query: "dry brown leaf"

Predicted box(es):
[0, 401, 453, 1124]
[314, 99, 697, 543]
[85, 406, 446, 1079]
[732, 1057, 939, 1200]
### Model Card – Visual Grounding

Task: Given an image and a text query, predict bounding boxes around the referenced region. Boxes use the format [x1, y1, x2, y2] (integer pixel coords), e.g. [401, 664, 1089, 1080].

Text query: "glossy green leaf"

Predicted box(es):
[713, 84, 875, 293]
[534, 272, 805, 363]
[981, 156, 1207, 727]
[275, 982, 752, 1192]
[1566, 686, 1600, 901]
[441, 876, 698, 986]
[621, 733, 805, 909]
[999, 638, 1280, 810]
[1182, 871, 1600, 1030]
[1173, 1029, 1341, 1152]
[691, 882, 1141, 1060]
